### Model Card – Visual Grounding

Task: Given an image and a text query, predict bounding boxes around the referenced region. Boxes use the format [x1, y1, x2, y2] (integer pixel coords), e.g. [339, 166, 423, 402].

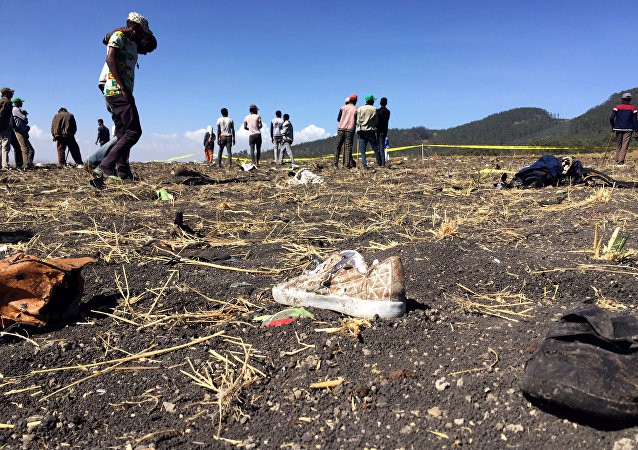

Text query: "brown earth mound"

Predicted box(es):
[1, 155, 638, 449]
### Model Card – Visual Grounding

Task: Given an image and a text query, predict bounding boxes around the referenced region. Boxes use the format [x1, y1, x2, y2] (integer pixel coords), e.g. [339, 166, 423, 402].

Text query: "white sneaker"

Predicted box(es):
[272, 251, 406, 318]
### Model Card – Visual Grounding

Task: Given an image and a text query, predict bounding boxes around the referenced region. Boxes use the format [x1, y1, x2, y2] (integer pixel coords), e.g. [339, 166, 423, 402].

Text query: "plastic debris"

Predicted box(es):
[263, 317, 297, 327]
[288, 169, 324, 185]
[0, 253, 95, 329]
[156, 188, 174, 201]
[256, 307, 314, 327]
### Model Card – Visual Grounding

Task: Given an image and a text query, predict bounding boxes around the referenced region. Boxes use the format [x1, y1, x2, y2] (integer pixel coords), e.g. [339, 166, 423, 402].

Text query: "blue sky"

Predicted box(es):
[3, 0, 637, 162]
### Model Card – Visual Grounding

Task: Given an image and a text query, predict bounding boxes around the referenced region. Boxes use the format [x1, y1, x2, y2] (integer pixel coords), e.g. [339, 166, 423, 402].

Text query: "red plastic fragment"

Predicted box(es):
[263, 317, 297, 327]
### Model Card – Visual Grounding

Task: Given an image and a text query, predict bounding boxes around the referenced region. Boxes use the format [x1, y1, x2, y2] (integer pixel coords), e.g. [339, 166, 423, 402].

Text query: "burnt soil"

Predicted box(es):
[2, 154, 638, 449]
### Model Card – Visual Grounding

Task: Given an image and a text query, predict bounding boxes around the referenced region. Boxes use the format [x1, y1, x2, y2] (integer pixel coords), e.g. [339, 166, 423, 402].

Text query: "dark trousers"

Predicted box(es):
[56, 135, 83, 166]
[249, 134, 262, 164]
[100, 94, 141, 173]
[334, 129, 355, 167]
[218, 136, 233, 166]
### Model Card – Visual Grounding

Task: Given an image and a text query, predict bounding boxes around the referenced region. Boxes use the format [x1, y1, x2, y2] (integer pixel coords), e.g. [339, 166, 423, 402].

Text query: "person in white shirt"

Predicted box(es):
[216, 108, 235, 168]
[243, 104, 263, 165]
[270, 110, 284, 164]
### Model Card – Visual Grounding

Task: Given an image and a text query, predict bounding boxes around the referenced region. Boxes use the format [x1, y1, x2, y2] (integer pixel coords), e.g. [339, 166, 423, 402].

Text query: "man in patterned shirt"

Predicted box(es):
[94, 12, 155, 181]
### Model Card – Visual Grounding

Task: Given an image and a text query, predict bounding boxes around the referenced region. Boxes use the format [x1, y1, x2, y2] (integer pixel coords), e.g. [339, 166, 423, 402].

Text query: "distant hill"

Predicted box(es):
[429, 107, 565, 145]
[531, 88, 637, 146]
[288, 88, 637, 158]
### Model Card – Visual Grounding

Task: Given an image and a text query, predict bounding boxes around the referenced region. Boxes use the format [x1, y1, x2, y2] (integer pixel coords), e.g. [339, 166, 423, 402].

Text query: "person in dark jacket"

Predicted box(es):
[376, 97, 390, 165]
[0, 87, 14, 169]
[95, 119, 110, 146]
[278, 113, 295, 166]
[610, 92, 638, 166]
[51, 107, 84, 168]
[203, 125, 215, 162]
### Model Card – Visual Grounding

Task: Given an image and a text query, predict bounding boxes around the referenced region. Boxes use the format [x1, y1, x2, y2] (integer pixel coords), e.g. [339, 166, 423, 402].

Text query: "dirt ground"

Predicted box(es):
[1, 153, 638, 450]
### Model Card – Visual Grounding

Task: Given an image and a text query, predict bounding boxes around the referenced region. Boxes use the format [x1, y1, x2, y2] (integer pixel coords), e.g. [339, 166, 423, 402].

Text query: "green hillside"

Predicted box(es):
[287, 88, 637, 159]
[532, 88, 637, 146]
[430, 107, 565, 145]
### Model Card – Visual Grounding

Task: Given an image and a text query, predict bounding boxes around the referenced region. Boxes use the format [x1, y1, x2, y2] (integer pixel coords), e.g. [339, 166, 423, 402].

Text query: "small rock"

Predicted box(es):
[505, 424, 524, 433]
[613, 438, 636, 450]
[162, 402, 176, 413]
[400, 425, 413, 434]
[456, 378, 464, 388]
[301, 431, 313, 442]
[435, 377, 450, 391]
[427, 406, 442, 418]
[454, 418, 464, 426]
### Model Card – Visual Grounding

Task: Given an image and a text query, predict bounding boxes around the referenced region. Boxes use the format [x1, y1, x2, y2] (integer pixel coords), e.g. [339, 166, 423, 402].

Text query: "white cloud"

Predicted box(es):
[152, 132, 179, 140]
[29, 124, 44, 139]
[294, 124, 332, 143]
[183, 128, 206, 143]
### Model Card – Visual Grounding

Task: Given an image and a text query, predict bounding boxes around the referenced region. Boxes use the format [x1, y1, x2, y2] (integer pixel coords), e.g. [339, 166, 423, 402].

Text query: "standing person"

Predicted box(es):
[51, 107, 84, 168]
[376, 97, 390, 166]
[0, 87, 14, 170]
[270, 111, 284, 164]
[243, 104, 263, 166]
[89, 32, 155, 173]
[216, 108, 235, 168]
[94, 12, 154, 180]
[384, 136, 390, 163]
[334, 94, 358, 168]
[279, 113, 295, 166]
[11, 98, 35, 169]
[203, 125, 215, 163]
[95, 119, 110, 146]
[357, 94, 382, 169]
[610, 92, 638, 167]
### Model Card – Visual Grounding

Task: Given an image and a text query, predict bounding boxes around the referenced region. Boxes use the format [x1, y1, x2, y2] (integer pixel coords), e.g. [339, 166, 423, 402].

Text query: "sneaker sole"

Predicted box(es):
[272, 285, 405, 319]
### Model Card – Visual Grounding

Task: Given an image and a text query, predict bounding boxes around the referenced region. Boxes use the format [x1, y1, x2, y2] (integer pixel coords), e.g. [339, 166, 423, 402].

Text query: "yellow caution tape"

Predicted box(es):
[164, 142, 619, 164]
[424, 144, 608, 150]
[164, 153, 197, 162]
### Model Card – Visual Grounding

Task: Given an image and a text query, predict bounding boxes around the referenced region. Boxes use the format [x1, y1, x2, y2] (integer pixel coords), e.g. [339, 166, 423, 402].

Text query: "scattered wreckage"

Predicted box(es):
[498, 155, 638, 189]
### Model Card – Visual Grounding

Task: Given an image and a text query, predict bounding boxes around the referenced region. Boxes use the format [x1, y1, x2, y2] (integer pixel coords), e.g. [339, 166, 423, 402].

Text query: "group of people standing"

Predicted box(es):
[203, 105, 295, 167]
[334, 94, 390, 169]
[0, 87, 35, 170]
[0, 86, 97, 171]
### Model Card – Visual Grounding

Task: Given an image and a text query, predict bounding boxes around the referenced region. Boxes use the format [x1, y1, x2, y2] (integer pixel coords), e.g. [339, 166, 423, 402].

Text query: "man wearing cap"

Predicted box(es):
[244, 104, 263, 166]
[610, 92, 638, 166]
[216, 108, 235, 168]
[94, 12, 154, 180]
[357, 94, 383, 169]
[11, 98, 35, 169]
[270, 111, 284, 164]
[334, 94, 358, 168]
[51, 107, 83, 168]
[0, 87, 14, 169]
